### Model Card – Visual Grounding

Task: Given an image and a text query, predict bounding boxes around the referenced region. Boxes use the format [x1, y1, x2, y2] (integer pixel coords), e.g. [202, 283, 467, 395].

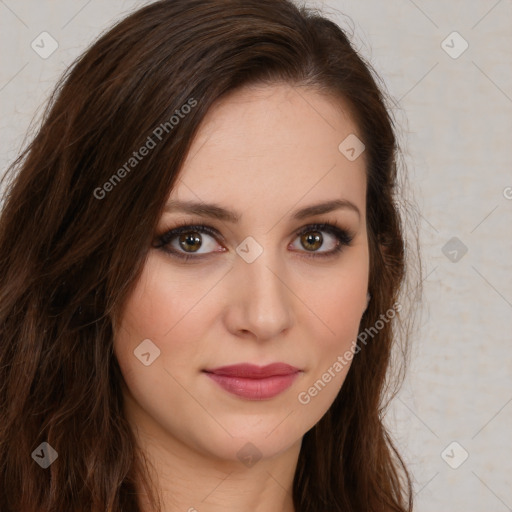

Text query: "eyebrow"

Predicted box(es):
[164, 198, 361, 222]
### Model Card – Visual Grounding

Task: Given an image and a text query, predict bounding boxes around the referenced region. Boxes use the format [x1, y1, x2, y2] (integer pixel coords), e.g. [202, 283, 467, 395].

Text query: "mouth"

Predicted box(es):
[202, 363, 302, 400]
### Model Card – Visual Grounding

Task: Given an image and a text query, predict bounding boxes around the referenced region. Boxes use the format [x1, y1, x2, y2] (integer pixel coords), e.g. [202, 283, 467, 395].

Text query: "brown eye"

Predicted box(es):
[178, 232, 203, 253]
[290, 222, 355, 259]
[300, 231, 323, 252]
[154, 224, 223, 260]
[155, 222, 354, 262]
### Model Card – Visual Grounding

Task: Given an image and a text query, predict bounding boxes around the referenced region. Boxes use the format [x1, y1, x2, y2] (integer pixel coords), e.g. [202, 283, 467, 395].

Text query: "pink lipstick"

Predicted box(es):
[203, 363, 301, 400]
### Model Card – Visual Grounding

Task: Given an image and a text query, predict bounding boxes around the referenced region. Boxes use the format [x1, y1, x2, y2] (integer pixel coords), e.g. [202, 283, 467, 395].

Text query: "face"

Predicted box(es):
[114, 83, 369, 464]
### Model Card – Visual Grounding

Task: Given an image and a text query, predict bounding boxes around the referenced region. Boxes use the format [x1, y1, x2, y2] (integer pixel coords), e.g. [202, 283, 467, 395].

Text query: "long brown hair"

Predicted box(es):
[0, 1, 421, 510]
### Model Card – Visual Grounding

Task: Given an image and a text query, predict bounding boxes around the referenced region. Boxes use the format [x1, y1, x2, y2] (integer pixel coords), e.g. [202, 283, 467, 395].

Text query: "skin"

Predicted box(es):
[113, 82, 369, 512]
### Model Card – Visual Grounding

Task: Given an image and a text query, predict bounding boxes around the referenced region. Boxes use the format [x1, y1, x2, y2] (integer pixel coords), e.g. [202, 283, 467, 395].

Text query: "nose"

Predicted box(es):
[224, 249, 294, 341]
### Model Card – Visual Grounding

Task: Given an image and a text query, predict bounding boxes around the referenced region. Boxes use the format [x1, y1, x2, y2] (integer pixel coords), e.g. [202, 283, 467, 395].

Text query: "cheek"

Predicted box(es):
[112, 258, 206, 434]
[306, 289, 363, 385]
[304, 254, 368, 348]
[295, 250, 368, 409]
[117, 256, 210, 340]
[113, 255, 215, 384]
[294, 297, 363, 422]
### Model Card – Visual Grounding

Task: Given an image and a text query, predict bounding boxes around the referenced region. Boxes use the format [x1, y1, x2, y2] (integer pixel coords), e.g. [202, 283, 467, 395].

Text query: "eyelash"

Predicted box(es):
[153, 220, 355, 262]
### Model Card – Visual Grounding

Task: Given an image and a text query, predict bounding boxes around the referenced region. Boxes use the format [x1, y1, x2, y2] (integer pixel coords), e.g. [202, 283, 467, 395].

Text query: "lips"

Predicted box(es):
[203, 363, 300, 378]
[202, 363, 302, 400]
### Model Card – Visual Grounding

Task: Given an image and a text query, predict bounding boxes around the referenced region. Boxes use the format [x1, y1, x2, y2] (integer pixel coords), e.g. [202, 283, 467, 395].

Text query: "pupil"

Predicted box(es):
[303, 232, 322, 251]
[180, 232, 202, 252]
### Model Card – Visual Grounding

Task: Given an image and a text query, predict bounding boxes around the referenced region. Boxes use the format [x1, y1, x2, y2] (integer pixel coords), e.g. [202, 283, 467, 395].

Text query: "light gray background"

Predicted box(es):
[1, 1, 511, 510]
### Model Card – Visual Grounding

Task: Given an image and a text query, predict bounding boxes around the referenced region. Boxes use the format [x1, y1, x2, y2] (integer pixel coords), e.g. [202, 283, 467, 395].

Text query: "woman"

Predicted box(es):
[0, 0, 421, 510]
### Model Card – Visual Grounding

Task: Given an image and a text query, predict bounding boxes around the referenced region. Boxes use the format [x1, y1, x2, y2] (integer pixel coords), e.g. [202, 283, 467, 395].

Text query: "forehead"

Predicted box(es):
[169, 83, 366, 222]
